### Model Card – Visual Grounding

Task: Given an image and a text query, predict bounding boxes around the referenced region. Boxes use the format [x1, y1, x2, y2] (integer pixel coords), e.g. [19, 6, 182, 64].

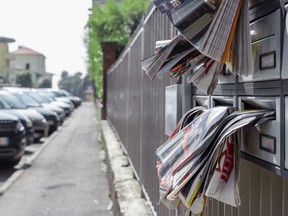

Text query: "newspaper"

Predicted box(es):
[156, 107, 275, 213]
[156, 47, 196, 79]
[154, 0, 184, 14]
[156, 107, 230, 200]
[187, 59, 223, 95]
[232, 0, 253, 76]
[141, 34, 192, 80]
[153, 0, 244, 63]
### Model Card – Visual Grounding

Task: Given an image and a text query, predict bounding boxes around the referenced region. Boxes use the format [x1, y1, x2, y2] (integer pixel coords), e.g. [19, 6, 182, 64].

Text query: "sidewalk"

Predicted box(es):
[0, 102, 112, 216]
[100, 120, 153, 216]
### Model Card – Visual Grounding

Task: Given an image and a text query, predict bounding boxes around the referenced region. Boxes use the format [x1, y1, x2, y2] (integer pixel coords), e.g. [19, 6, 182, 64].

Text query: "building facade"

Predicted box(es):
[9, 46, 52, 87]
[0, 37, 15, 83]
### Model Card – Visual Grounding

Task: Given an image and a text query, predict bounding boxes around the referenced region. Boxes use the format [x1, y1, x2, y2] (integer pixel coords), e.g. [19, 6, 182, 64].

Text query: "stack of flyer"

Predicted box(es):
[141, 0, 253, 95]
[154, 0, 243, 63]
[155, 107, 275, 214]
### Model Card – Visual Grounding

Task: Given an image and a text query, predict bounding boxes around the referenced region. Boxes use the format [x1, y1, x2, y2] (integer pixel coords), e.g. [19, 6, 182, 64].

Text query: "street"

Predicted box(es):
[0, 102, 111, 216]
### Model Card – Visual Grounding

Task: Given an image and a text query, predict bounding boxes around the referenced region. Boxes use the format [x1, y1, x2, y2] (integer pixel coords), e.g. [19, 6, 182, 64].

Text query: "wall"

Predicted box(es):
[106, 5, 288, 216]
[0, 43, 8, 77]
[10, 54, 45, 74]
[10, 54, 46, 86]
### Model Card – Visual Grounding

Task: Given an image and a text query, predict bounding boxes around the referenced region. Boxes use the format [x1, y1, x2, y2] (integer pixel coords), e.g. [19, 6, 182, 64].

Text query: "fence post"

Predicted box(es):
[101, 41, 117, 120]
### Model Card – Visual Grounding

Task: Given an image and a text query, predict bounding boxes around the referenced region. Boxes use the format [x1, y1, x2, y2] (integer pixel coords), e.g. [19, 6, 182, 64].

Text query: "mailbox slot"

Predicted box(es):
[211, 96, 236, 108]
[239, 9, 281, 82]
[239, 96, 280, 166]
[192, 96, 210, 109]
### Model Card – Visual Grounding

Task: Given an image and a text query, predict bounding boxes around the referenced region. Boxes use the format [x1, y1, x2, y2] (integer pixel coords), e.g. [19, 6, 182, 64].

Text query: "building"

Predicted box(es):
[9, 46, 53, 87]
[0, 37, 15, 83]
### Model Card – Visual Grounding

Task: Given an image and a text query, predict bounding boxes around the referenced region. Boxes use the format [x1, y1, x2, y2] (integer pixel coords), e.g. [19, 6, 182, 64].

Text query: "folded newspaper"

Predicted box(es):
[141, 35, 222, 94]
[141, 0, 253, 95]
[156, 107, 275, 214]
[154, 0, 244, 63]
[141, 34, 195, 80]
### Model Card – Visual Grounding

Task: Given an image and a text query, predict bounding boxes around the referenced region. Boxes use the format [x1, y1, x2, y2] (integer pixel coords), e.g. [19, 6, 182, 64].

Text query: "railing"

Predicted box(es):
[106, 5, 183, 215]
[106, 4, 288, 216]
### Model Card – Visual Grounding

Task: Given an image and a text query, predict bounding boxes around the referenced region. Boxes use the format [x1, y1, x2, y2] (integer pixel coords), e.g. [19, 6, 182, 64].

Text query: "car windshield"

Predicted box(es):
[1, 93, 28, 109]
[38, 93, 54, 102]
[28, 92, 52, 103]
[0, 97, 11, 109]
[46, 92, 57, 100]
[51, 91, 62, 97]
[60, 90, 71, 96]
[14, 93, 41, 108]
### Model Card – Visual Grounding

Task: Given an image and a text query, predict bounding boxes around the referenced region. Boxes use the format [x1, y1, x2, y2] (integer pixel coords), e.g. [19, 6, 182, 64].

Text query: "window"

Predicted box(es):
[25, 63, 30, 70]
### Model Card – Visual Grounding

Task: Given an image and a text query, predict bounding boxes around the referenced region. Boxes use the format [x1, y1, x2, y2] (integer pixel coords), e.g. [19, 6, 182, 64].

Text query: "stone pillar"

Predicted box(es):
[101, 41, 117, 120]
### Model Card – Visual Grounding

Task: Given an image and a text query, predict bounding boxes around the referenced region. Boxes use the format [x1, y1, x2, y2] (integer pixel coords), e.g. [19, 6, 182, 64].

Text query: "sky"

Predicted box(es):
[0, 0, 92, 87]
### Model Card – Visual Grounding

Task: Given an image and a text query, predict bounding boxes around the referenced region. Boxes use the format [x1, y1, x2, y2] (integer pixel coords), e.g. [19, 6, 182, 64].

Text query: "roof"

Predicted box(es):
[11, 46, 45, 57]
[0, 37, 15, 43]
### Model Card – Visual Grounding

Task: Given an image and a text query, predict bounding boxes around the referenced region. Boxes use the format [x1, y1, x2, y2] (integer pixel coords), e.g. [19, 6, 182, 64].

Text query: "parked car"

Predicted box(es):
[0, 111, 26, 167]
[37, 90, 75, 114]
[12, 92, 61, 135]
[26, 91, 73, 117]
[20, 91, 66, 122]
[0, 97, 34, 145]
[0, 91, 48, 142]
[51, 89, 82, 108]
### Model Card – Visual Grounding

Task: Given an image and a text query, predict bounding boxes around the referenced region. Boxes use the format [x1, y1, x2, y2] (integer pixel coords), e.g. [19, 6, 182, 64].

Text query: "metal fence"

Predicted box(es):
[106, 4, 288, 216]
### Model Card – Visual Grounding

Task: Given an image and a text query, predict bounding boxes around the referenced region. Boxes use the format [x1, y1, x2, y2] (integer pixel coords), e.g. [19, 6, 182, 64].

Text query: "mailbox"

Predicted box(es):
[165, 85, 182, 136]
[248, 0, 280, 22]
[239, 8, 281, 82]
[192, 95, 210, 109]
[218, 66, 236, 84]
[285, 97, 288, 169]
[282, 2, 288, 79]
[239, 96, 281, 166]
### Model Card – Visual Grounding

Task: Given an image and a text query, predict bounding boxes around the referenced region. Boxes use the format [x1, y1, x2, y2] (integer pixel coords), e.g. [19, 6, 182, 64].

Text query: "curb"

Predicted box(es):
[100, 120, 153, 216]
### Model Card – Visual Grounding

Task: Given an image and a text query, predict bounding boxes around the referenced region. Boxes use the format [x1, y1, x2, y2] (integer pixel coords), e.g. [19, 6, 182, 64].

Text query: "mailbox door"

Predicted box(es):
[239, 97, 281, 166]
[239, 9, 281, 82]
[285, 97, 288, 169]
[282, 4, 288, 79]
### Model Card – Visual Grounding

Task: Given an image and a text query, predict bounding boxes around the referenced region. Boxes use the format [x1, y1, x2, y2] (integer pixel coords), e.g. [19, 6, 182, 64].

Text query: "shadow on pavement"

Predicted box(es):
[0, 167, 16, 183]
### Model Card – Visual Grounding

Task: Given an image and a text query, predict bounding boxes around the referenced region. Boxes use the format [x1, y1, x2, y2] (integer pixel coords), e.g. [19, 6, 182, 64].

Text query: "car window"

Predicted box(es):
[26, 92, 46, 103]
[52, 91, 63, 97]
[1, 93, 28, 109]
[0, 97, 11, 109]
[38, 93, 54, 102]
[60, 90, 71, 96]
[14, 93, 41, 107]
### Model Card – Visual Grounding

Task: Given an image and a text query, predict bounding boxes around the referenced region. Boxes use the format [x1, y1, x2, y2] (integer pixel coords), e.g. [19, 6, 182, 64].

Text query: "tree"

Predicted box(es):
[61, 71, 69, 79]
[58, 71, 85, 99]
[85, 0, 149, 100]
[38, 78, 52, 88]
[16, 73, 33, 87]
